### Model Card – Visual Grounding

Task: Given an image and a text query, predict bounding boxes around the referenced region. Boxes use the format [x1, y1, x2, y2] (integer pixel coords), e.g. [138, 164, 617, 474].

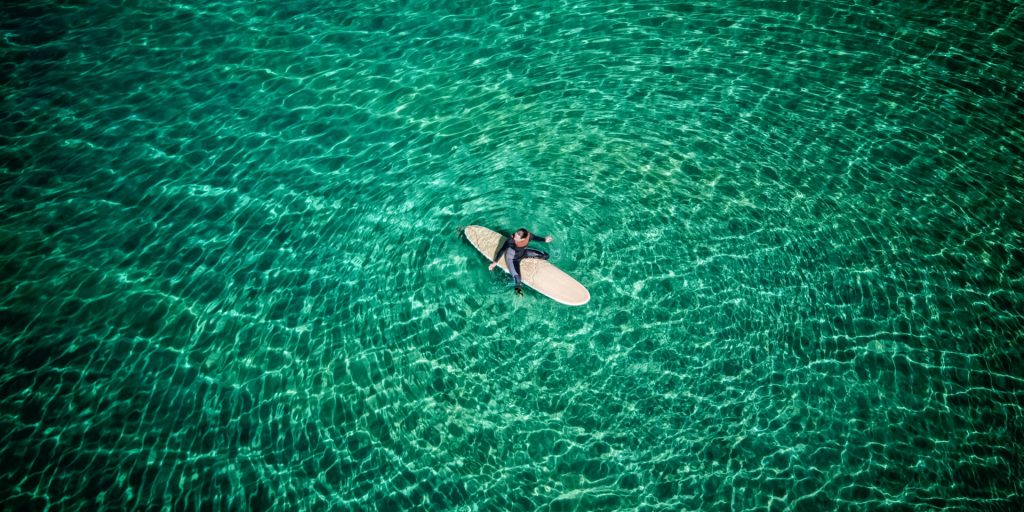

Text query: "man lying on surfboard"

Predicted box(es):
[488, 228, 553, 295]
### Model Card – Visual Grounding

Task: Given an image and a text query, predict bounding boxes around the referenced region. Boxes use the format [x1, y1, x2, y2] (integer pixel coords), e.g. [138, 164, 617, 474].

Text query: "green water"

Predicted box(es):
[2, 0, 1022, 510]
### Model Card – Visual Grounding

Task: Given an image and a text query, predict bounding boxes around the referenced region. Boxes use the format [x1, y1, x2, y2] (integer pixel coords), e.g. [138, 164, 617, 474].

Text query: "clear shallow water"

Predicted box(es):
[2, 0, 1022, 509]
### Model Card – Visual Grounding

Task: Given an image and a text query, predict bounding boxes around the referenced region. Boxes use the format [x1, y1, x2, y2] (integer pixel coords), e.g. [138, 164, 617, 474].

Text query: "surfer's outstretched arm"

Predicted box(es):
[489, 239, 511, 271]
[529, 231, 553, 243]
[492, 238, 512, 263]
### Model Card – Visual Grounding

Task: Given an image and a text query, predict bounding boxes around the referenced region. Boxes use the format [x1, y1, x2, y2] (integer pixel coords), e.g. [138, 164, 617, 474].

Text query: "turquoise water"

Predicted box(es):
[2, 0, 1023, 509]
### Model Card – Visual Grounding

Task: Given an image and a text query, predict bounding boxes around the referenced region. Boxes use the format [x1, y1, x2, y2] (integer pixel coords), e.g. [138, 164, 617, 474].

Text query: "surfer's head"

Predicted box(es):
[513, 228, 529, 241]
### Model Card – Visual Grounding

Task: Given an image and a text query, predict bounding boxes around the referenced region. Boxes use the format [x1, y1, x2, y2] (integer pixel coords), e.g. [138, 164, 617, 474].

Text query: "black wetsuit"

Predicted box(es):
[492, 231, 550, 287]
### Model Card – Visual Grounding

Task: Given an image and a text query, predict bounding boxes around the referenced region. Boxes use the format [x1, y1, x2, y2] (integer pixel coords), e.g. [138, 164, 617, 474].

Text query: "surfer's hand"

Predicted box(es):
[488, 262, 497, 270]
[515, 286, 523, 296]
[545, 236, 553, 242]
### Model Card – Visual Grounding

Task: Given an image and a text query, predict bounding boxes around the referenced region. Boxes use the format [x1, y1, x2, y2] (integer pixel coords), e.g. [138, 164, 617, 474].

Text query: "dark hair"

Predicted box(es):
[514, 228, 528, 238]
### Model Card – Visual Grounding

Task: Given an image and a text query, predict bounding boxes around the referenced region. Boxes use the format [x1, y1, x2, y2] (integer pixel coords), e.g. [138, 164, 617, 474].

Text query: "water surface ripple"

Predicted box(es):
[2, 1, 1022, 510]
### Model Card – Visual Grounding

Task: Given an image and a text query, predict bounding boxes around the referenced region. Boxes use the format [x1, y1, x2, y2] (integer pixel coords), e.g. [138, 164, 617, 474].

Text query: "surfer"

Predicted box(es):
[489, 228, 552, 295]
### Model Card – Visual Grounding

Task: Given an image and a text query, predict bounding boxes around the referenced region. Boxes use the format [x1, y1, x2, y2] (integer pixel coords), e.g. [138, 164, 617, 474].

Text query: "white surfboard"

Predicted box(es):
[464, 225, 590, 306]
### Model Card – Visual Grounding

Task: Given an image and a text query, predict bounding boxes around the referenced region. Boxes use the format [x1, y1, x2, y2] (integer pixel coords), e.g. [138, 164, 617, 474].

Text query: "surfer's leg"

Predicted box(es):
[504, 249, 522, 286]
[523, 248, 549, 260]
